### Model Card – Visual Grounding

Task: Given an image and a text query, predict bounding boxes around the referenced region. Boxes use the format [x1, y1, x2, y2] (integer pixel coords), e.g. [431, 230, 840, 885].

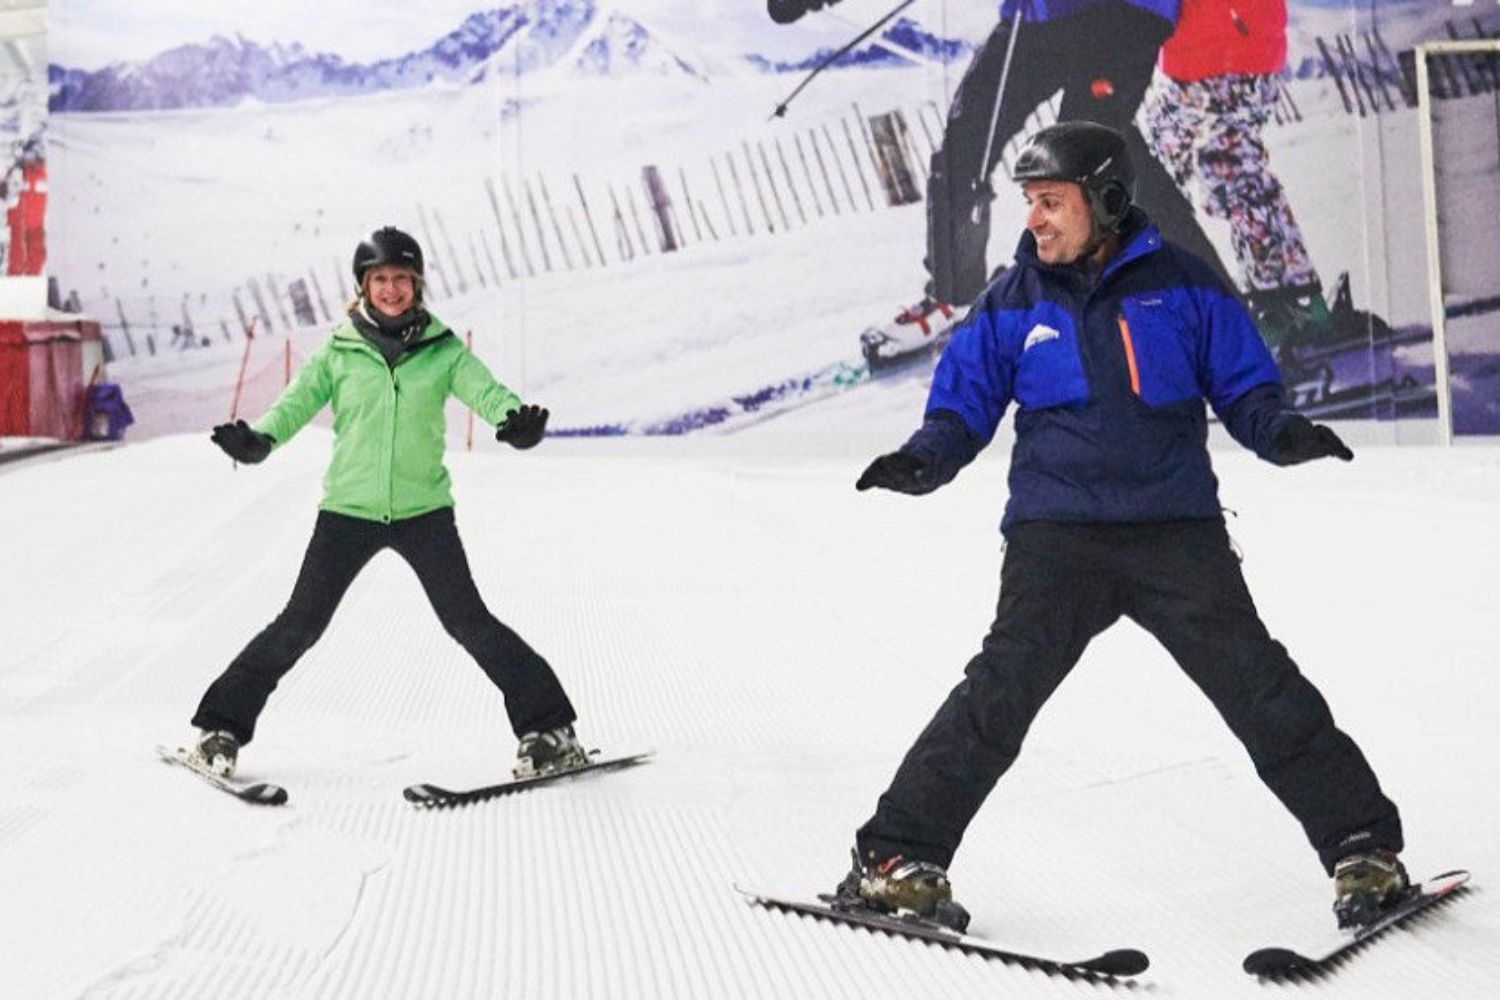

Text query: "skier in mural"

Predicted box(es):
[184, 226, 586, 783]
[769, 0, 1235, 366]
[838, 122, 1408, 932]
[1141, 0, 1386, 361]
[3, 138, 46, 276]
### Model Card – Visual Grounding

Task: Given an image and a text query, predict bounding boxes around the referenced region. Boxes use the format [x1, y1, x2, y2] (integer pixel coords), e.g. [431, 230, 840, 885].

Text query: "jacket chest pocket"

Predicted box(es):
[1117, 294, 1201, 407]
[1014, 319, 1091, 410]
[330, 357, 395, 418]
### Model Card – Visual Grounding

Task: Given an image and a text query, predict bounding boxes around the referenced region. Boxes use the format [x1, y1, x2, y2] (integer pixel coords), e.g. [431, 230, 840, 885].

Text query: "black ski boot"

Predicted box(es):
[1333, 849, 1411, 929]
[513, 724, 587, 779]
[859, 297, 958, 369]
[192, 729, 239, 778]
[833, 848, 971, 933]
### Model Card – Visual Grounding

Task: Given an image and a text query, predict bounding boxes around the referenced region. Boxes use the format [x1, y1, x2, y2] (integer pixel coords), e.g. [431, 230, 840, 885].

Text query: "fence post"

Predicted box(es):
[538, 175, 575, 270]
[416, 205, 455, 296]
[574, 175, 609, 266]
[774, 138, 808, 224]
[434, 208, 471, 293]
[483, 177, 522, 278]
[710, 156, 739, 237]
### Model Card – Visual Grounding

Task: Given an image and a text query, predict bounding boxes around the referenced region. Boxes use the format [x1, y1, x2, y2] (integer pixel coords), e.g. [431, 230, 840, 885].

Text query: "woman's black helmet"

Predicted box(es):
[1011, 121, 1136, 231]
[352, 227, 424, 288]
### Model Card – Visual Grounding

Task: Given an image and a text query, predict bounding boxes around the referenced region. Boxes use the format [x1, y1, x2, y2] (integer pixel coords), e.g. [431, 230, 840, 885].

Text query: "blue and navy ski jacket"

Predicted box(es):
[998, 0, 1179, 26]
[908, 210, 1295, 533]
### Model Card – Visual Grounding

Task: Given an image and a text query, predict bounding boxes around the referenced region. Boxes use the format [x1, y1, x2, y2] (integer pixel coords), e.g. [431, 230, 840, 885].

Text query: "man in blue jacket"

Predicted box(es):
[837, 121, 1407, 932]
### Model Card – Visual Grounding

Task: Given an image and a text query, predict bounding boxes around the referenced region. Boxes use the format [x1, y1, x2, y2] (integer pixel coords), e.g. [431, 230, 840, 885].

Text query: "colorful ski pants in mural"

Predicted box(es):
[1143, 73, 1319, 293]
[856, 520, 1403, 876]
[925, 3, 1234, 305]
[192, 508, 577, 745]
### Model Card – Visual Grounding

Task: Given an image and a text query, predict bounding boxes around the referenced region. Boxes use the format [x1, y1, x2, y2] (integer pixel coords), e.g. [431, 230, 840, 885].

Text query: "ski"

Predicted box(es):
[404, 750, 654, 808]
[736, 886, 1149, 984]
[155, 744, 289, 806]
[1243, 869, 1471, 980]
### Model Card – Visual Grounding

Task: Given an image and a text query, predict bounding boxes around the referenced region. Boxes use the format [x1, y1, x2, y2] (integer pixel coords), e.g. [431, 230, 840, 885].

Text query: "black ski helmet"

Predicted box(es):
[352, 226, 424, 288]
[1011, 122, 1135, 231]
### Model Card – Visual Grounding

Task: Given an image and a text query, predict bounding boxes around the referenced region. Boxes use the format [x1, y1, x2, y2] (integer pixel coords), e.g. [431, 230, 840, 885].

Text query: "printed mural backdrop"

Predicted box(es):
[42, 0, 1500, 437]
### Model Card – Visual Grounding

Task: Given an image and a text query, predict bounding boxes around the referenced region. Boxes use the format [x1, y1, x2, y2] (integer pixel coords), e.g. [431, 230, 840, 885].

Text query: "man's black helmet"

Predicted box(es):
[1011, 121, 1136, 231]
[352, 226, 424, 288]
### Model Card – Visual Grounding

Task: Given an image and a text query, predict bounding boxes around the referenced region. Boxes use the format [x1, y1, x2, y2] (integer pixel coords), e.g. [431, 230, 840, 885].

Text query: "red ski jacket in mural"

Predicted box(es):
[1161, 0, 1287, 81]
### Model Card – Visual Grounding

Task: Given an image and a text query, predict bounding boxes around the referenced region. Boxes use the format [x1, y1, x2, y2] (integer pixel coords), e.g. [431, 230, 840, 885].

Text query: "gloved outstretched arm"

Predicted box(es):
[1264, 414, 1354, 466]
[496, 404, 549, 450]
[210, 420, 274, 464]
[856, 409, 979, 495]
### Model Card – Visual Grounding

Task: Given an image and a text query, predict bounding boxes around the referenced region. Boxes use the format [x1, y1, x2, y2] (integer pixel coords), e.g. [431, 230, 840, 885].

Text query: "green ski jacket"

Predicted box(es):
[253, 314, 522, 522]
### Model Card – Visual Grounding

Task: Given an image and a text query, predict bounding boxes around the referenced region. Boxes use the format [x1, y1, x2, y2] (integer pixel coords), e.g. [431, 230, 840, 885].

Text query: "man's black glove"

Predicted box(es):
[855, 450, 939, 495]
[210, 419, 273, 464]
[768, 0, 840, 26]
[1266, 416, 1354, 466]
[496, 404, 549, 450]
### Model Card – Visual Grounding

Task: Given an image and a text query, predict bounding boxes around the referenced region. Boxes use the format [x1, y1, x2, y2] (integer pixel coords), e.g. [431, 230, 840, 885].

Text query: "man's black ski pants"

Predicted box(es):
[857, 519, 1402, 875]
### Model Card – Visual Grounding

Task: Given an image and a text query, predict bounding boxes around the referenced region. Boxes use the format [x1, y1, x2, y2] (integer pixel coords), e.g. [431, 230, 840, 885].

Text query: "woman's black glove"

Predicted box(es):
[210, 419, 273, 464]
[496, 404, 549, 450]
[1266, 416, 1354, 466]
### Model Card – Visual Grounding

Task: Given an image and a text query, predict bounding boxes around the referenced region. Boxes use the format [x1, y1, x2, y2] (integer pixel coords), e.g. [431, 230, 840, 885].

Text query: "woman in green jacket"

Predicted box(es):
[190, 226, 584, 781]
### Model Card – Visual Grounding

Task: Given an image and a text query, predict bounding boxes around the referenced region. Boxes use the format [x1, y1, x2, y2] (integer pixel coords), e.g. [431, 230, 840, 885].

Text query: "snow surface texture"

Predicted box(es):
[1, 428, 1496, 999]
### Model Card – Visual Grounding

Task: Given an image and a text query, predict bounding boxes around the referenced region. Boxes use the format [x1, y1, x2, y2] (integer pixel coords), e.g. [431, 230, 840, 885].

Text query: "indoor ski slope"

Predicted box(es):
[1, 427, 1495, 999]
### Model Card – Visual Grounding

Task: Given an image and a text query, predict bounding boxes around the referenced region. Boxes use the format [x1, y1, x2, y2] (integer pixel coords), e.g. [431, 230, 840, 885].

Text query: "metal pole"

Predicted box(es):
[1415, 45, 1453, 445]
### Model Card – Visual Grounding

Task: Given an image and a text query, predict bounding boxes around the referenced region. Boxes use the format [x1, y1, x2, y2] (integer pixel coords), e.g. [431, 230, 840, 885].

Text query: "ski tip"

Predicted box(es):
[1082, 949, 1149, 977]
[1243, 947, 1308, 977]
[403, 784, 446, 805]
[241, 783, 290, 806]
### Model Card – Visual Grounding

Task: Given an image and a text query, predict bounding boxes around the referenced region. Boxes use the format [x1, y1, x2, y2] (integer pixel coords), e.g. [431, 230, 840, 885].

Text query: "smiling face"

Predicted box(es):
[364, 265, 418, 318]
[1021, 179, 1098, 266]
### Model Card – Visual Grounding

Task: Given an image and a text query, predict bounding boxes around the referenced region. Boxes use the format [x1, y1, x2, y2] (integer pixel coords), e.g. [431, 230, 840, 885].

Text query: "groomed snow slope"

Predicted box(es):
[1, 432, 1496, 999]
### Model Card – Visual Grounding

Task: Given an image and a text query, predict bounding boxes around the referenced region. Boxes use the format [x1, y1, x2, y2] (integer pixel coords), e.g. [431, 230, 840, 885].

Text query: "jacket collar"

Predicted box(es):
[333, 313, 450, 352]
[1013, 208, 1161, 287]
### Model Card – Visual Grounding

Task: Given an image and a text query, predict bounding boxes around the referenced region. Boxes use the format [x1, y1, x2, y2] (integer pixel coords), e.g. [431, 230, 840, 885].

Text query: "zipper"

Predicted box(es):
[1116, 313, 1141, 397]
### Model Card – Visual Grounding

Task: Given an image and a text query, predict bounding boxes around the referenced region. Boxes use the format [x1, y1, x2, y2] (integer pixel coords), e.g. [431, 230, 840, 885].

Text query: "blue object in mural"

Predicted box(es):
[83, 382, 134, 441]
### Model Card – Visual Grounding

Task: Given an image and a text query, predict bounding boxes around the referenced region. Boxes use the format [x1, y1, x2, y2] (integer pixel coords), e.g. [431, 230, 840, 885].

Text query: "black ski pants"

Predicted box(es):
[926, 4, 1234, 303]
[192, 508, 576, 745]
[857, 520, 1402, 875]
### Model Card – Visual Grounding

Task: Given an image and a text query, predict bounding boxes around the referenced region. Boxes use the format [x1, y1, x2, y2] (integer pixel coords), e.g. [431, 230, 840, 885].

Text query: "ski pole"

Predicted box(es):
[977, 6, 1025, 189]
[769, 0, 916, 121]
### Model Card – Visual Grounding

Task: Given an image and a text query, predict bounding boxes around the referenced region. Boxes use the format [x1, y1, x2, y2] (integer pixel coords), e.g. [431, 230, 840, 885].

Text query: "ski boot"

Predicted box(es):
[859, 297, 957, 370]
[513, 724, 588, 779]
[832, 848, 971, 933]
[1333, 849, 1411, 929]
[1246, 280, 1334, 361]
[192, 729, 239, 778]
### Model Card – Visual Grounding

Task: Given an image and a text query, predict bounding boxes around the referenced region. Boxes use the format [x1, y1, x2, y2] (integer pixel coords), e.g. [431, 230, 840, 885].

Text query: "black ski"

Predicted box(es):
[1243, 870, 1471, 980]
[737, 886, 1148, 984]
[155, 744, 289, 806]
[404, 750, 654, 808]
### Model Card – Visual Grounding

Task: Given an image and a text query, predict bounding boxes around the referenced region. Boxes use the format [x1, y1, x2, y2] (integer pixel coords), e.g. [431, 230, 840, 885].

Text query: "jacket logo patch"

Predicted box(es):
[1023, 324, 1061, 352]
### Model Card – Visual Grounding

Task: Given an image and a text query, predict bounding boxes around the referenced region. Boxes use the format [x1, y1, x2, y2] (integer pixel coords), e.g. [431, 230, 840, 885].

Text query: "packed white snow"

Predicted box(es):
[1, 424, 1496, 999]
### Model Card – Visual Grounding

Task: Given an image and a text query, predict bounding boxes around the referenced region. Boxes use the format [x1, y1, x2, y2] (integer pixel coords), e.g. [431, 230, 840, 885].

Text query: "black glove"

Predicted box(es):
[210, 419, 273, 464]
[855, 450, 939, 495]
[1266, 416, 1354, 466]
[768, 0, 840, 26]
[496, 404, 549, 450]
